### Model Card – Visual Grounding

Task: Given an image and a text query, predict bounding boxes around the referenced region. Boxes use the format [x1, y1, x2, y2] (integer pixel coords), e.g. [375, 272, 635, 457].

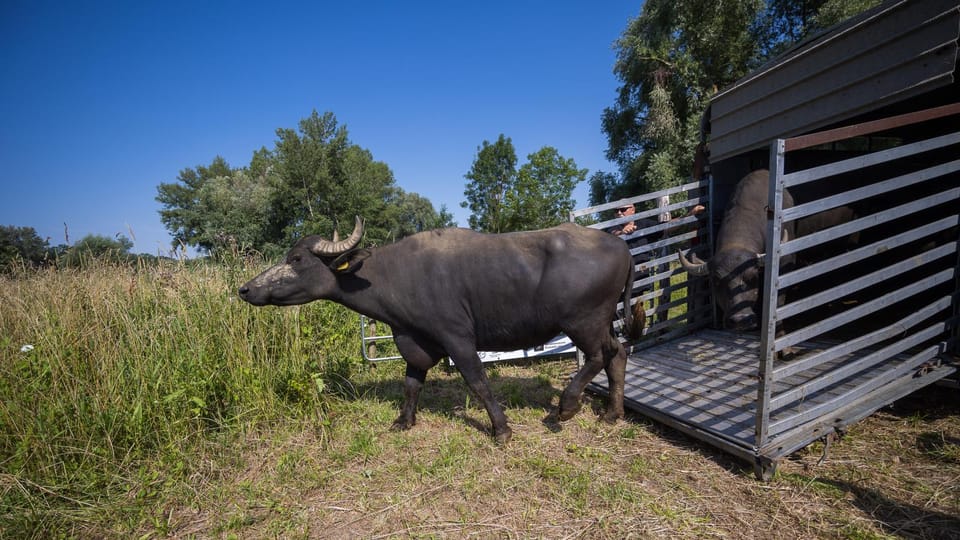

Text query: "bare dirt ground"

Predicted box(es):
[161, 358, 960, 539]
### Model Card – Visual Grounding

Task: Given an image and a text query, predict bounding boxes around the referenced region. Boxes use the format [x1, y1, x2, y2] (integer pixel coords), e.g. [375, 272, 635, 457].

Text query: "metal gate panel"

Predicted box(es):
[756, 105, 960, 461]
[570, 179, 713, 347]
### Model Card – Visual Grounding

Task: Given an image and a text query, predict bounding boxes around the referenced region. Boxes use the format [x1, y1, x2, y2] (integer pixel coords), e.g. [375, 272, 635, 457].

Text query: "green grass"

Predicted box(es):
[0, 257, 363, 537]
[2, 257, 958, 539]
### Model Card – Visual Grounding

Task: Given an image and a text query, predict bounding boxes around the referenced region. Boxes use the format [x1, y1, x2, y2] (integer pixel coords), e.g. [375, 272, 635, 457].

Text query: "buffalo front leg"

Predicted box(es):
[391, 334, 441, 432]
[392, 364, 427, 431]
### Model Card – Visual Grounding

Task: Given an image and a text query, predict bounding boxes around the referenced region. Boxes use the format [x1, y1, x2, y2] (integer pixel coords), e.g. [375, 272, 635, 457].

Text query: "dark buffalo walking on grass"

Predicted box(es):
[239, 217, 637, 444]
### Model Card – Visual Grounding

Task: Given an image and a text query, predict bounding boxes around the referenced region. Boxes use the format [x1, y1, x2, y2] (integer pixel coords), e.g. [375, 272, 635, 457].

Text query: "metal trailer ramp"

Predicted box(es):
[593, 330, 955, 479]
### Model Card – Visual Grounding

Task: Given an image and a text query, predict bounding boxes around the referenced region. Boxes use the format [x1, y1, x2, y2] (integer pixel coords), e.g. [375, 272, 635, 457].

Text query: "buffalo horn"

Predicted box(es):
[309, 216, 364, 256]
[678, 247, 709, 276]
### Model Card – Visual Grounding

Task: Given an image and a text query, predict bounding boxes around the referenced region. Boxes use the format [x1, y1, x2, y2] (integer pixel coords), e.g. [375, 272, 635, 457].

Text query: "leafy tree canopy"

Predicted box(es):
[462, 135, 585, 233]
[60, 234, 134, 267]
[156, 111, 454, 256]
[592, 0, 882, 206]
[0, 225, 50, 270]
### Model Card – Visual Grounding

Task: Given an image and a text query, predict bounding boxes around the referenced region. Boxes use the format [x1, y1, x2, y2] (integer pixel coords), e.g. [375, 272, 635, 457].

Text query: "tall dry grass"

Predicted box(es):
[0, 257, 362, 536]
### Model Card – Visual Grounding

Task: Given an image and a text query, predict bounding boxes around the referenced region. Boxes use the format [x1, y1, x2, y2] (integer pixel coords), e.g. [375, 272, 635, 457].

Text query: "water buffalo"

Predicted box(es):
[679, 169, 858, 332]
[679, 170, 794, 331]
[239, 218, 636, 444]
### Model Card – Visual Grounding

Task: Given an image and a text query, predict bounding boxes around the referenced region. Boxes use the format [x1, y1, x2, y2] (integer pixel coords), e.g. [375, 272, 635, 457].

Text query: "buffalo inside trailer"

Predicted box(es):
[575, 103, 960, 480]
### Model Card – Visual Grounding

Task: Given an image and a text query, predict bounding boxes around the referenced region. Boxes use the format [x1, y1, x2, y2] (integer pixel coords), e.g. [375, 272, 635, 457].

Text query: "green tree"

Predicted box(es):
[156, 156, 235, 250]
[269, 110, 423, 246]
[462, 134, 517, 233]
[755, 0, 881, 59]
[599, 0, 763, 202]
[384, 191, 456, 241]
[593, 0, 881, 207]
[0, 226, 50, 270]
[61, 234, 134, 267]
[196, 168, 274, 253]
[462, 136, 584, 233]
[507, 147, 586, 230]
[157, 110, 452, 254]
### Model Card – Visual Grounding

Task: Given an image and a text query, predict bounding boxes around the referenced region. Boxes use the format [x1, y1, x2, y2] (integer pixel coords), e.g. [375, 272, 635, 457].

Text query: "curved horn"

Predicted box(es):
[309, 216, 364, 256]
[678, 247, 710, 277]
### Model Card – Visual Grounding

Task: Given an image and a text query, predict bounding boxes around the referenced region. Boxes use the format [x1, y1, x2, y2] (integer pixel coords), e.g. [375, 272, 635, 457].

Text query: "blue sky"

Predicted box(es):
[1, 1, 641, 256]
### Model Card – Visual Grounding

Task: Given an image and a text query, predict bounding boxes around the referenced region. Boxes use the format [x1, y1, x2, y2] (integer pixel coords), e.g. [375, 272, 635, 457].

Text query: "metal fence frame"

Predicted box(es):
[754, 105, 960, 475]
[569, 179, 714, 348]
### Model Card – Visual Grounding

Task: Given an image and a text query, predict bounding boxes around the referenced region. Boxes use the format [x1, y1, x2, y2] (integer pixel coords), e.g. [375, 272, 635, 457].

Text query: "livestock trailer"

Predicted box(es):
[577, 0, 960, 479]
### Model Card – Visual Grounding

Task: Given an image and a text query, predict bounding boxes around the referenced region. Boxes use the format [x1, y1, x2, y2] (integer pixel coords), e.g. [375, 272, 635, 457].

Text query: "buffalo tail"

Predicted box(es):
[622, 255, 643, 341]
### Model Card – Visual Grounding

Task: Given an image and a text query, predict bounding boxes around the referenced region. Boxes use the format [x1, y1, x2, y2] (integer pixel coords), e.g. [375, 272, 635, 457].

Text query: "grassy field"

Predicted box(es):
[1, 259, 958, 538]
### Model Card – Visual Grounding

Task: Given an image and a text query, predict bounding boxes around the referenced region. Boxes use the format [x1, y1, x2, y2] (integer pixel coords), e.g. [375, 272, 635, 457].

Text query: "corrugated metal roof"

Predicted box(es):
[708, 0, 960, 163]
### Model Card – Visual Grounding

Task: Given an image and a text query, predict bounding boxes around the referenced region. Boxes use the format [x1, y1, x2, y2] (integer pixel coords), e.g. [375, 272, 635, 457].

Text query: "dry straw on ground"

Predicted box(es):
[159, 360, 960, 539]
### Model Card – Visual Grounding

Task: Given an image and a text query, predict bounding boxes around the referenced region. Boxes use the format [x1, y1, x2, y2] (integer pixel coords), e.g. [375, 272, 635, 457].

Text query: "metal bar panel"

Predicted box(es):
[629, 278, 703, 304]
[596, 201, 708, 231]
[774, 295, 953, 379]
[364, 335, 398, 342]
[630, 282, 705, 307]
[571, 180, 708, 219]
[757, 139, 788, 447]
[768, 344, 942, 435]
[775, 268, 955, 350]
[954, 227, 960, 355]
[782, 159, 960, 223]
[360, 317, 404, 363]
[707, 176, 718, 329]
[780, 187, 960, 256]
[779, 216, 959, 288]
[781, 131, 960, 188]
[777, 242, 957, 320]
[627, 229, 701, 259]
[784, 102, 960, 151]
[646, 292, 711, 317]
[760, 364, 956, 458]
[642, 306, 713, 335]
[770, 322, 946, 410]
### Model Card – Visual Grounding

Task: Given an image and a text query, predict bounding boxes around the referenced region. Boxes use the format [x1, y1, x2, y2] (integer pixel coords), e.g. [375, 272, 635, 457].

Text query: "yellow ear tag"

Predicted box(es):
[336, 261, 350, 271]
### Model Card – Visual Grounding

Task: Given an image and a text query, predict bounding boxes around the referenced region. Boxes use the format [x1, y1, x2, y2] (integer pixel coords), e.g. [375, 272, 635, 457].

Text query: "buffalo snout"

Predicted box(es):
[237, 283, 268, 306]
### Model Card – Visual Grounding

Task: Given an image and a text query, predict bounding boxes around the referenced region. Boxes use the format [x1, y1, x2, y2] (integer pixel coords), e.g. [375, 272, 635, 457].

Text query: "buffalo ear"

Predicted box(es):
[329, 248, 371, 274]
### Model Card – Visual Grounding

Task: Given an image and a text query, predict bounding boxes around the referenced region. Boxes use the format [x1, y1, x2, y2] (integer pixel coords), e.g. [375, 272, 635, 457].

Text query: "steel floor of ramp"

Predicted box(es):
[589, 329, 956, 472]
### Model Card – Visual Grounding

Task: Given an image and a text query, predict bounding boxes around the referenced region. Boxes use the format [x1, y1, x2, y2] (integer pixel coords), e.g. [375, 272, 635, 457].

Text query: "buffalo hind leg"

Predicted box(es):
[559, 334, 625, 423]
[601, 335, 626, 423]
[558, 344, 603, 421]
[447, 344, 512, 444]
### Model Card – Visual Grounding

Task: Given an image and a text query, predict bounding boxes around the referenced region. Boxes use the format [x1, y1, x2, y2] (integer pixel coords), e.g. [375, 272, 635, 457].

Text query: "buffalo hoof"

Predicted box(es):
[494, 427, 513, 445]
[601, 410, 623, 424]
[390, 418, 414, 431]
[557, 402, 582, 422]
